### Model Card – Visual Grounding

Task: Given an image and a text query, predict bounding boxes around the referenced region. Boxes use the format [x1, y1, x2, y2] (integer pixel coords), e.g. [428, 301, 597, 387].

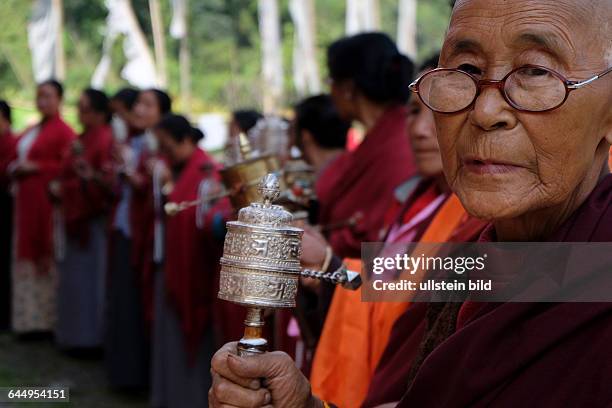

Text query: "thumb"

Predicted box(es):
[227, 351, 288, 380]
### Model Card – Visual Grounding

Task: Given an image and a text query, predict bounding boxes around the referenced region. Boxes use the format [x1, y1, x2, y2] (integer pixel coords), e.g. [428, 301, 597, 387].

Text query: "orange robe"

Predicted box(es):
[310, 195, 470, 408]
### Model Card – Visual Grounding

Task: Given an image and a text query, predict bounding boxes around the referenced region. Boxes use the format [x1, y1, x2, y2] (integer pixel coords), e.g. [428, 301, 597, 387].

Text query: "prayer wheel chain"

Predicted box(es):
[300, 265, 348, 285]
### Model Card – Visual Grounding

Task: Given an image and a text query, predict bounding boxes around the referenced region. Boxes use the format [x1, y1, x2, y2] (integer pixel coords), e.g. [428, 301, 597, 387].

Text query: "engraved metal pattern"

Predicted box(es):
[218, 173, 304, 309]
[218, 267, 298, 308]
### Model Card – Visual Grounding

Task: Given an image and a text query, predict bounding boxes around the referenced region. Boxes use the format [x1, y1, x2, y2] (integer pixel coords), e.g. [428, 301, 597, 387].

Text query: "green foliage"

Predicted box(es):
[0, 0, 451, 130]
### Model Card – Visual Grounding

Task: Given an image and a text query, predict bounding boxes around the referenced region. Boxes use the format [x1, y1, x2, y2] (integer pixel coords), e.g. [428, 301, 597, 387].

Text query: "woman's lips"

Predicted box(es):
[462, 158, 522, 175]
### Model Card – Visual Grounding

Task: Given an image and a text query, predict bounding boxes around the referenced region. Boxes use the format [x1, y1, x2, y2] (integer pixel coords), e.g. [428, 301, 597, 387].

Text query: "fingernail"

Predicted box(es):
[250, 379, 260, 390]
[263, 391, 271, 404]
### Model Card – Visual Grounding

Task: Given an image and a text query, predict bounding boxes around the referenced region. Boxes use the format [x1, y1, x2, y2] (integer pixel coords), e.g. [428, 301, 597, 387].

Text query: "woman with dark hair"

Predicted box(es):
[316, 32, 417, 259]
[106, 88, 171, 389]
[53, 88, 115, 350]
[0, 100, 16, 331]
[224, 109, 263, 164]
[9, 80, 75, 335]
[294, 94, 349, 176]
[151, 114, 231, 408]
[110, 87, 139, 143]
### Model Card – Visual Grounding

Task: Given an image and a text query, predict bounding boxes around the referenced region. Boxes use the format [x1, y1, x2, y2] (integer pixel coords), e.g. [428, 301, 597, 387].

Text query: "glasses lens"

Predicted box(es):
[505, 67, 567, 111]
[418, 70, 477, 113]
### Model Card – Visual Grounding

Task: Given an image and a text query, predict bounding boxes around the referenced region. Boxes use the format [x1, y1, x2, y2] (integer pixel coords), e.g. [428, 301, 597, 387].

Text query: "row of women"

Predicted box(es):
[208, 0, 612, 406]
[0, 77, 254, 405]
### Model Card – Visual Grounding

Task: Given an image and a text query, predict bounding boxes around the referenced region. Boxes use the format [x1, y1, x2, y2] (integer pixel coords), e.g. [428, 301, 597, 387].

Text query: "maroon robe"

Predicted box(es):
[0, 130, 16, 186]
[394, 174, 612, 407]
[164, 148, 232, 360]
[315, 105, 415, 258]
[59, 124, 115, 241]
[14, 114, 75, 263]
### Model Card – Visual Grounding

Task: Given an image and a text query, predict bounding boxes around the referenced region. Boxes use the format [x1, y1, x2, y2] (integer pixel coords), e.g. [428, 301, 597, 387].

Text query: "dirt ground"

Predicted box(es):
[0, 333, 148, 408]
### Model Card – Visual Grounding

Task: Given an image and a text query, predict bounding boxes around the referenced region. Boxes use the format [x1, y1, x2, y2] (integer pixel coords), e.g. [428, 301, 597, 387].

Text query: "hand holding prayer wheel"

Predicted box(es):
[210, 342, 319, 408]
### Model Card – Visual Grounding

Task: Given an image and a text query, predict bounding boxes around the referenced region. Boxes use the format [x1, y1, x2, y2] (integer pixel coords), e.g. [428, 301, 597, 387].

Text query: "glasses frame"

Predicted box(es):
[409, 64, 612, 114]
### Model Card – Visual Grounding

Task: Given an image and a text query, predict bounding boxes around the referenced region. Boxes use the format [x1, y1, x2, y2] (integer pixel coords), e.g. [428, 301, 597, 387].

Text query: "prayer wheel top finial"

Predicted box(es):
[259, 173, 280, 207]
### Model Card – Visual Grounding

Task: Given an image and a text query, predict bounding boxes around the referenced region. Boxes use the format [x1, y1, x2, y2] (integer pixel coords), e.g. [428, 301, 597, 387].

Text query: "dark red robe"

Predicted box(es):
[315, 105, 415, 258]
[59, 124, 115, 242]
[393, 174, 612, 407]
[0, 130, 16, 186]
[0, 130, 16, 329]
[164, 148, 232, 361]
[14, 114, 75, 263]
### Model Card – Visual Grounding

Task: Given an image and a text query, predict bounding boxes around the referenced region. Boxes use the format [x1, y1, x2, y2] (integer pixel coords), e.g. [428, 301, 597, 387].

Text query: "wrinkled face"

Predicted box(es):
[36, 84, 61, 118]
[437, 0, 612, 220]
[133, 91, 162, 130]
[408, 71, 443, 178]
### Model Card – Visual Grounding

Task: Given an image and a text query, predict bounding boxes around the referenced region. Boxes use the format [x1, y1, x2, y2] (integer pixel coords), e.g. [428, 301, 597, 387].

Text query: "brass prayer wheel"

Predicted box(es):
[218, 173, 362, 357]
[220, 133, 285, 210]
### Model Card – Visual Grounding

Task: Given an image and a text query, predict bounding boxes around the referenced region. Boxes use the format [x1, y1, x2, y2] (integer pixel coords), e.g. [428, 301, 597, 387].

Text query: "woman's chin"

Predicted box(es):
[457, 191, 532, 222]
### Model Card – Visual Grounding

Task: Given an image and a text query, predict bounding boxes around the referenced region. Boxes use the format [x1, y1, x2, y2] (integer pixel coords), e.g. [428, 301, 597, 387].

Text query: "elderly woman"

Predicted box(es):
[209, 0, 612, 407]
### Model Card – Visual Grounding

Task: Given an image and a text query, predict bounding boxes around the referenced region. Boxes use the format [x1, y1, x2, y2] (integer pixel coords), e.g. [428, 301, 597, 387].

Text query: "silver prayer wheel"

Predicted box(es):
[218, 173, 361, 357]
[218, 173, 303, 309]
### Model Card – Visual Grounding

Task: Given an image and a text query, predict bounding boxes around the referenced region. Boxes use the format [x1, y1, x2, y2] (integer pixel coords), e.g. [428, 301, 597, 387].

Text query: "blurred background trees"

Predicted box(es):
[0, 0, 451, 129]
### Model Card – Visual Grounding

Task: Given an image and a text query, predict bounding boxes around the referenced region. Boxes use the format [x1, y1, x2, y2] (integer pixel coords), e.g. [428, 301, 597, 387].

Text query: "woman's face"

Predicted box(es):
[132, 91, 162, 130]
[36, 84, 61, 118]
[408, 73, 443, 178]
[154, 128, 192, 165]
[77, 93, 94, 129]
[329, 79, 356, 122]
[436, 0, 612, 220]
[0, 115, 10, 136]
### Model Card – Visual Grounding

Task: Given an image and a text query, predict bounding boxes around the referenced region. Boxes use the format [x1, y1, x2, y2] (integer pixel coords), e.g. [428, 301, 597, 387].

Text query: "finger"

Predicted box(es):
[208, 388, 245, 408]
[227, 350, 292, 379]
[211, 372, 271, 407]
[211, 343, 261, 390]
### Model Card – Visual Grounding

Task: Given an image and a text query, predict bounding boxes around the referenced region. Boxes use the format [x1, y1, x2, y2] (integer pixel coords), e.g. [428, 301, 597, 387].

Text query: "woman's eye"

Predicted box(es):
[457, 64, 482, 75]
[521, 67, 549, 76]
[408, 105, 421, 115]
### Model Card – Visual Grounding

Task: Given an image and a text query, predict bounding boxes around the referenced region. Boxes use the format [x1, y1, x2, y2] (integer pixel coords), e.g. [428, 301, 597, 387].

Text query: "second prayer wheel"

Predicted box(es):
[219, 154, 284, 210]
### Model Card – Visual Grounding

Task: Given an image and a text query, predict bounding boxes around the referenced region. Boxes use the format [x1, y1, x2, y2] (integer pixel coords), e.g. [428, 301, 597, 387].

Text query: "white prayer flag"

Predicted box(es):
[289, 0, 321, 96]
[170, 0, 187, 39]
[91, 0, 158, 89]
[346, 0, 380, 35]
[397, 0, 417, 59]
[258, 0, 284, 113]
[28, 0, 62, 82]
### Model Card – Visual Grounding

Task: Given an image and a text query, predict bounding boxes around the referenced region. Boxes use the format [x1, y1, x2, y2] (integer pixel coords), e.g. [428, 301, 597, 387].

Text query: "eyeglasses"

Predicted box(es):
[409, 65, 612, 114]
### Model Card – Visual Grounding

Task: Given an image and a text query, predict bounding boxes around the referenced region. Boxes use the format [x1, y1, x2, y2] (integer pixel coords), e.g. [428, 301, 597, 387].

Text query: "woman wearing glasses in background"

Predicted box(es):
[208, 0, 612, 407]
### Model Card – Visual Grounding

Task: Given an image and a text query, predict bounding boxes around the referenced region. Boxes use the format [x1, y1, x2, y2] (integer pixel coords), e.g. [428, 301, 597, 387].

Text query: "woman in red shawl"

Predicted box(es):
[0, 100, 16, 331]
[317, 32, 416, 259]
[9, 80, 75, 335]
[207, 1, 612, 407]
[53, 89, 115, 350]
[150, 114, 231, 408]
[106, 88, 171, 389]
